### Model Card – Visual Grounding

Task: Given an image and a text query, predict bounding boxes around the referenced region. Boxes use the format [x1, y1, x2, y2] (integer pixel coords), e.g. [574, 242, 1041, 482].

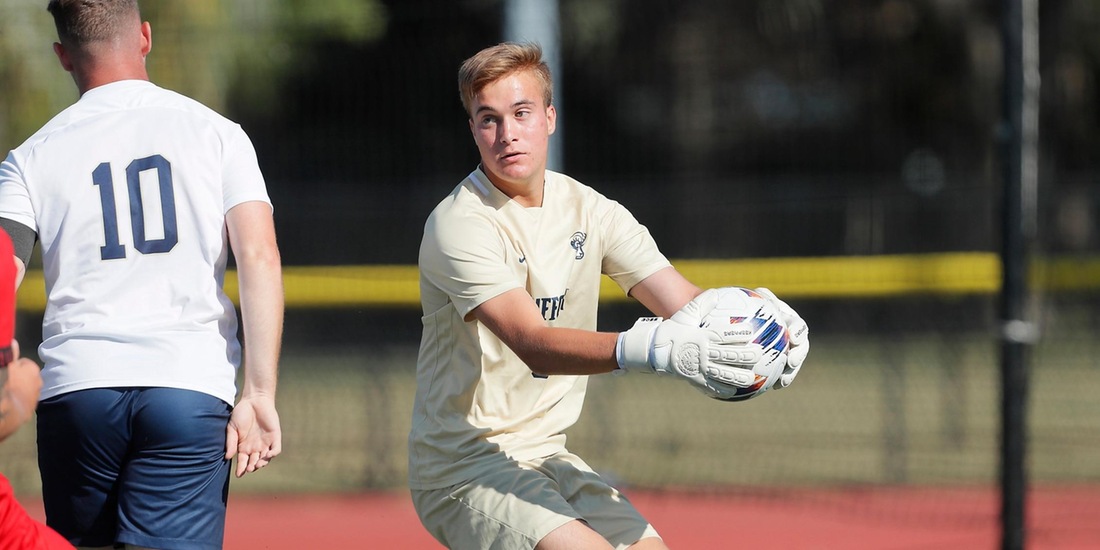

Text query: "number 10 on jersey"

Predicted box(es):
[92, 154, 178, 260]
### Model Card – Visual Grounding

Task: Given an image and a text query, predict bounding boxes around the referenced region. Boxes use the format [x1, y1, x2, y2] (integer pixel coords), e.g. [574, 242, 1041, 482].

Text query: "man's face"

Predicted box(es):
[468, 70, 556, 196]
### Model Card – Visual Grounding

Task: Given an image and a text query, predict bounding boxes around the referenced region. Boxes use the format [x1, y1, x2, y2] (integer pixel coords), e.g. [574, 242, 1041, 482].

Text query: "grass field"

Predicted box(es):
[7, 324, 1097, 499]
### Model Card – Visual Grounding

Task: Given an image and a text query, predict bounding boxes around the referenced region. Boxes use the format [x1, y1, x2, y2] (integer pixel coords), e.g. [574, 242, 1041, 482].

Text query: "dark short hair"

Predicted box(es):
[47, 0, 140, 48]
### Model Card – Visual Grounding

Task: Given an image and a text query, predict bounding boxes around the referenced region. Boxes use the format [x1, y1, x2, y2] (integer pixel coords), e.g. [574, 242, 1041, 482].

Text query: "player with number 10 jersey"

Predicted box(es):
[0, 3, 281, 547]
[0, 80, 267, 405]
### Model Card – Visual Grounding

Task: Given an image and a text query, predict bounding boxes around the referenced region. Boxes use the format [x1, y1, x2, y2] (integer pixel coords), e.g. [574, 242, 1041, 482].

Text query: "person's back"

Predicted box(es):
[0, 2, 283, 547]
[1, 80, 263, 405]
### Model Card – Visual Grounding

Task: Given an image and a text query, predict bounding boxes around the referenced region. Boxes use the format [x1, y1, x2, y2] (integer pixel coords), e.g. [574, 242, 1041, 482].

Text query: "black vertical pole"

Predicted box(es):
[999, 1, 1039, 549]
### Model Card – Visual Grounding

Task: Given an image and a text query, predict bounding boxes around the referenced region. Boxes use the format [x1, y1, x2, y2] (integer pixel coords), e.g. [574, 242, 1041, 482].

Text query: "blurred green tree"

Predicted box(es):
[0, 0, 386, 146]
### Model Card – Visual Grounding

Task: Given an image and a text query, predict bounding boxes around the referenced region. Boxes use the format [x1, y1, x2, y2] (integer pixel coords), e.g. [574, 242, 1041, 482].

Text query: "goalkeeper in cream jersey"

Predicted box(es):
[409, 42, 810, 550]
[0, 1, 283, 548]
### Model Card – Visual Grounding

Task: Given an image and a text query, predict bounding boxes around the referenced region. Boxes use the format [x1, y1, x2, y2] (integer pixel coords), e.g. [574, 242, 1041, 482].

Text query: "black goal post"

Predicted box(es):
[999, 0, 1040, 549]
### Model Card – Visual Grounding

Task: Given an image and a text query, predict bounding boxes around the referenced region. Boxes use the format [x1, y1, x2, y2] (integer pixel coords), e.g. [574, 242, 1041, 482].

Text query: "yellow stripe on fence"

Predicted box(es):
[659, 252, 1002, 300]
[14, 252, 1099, 311]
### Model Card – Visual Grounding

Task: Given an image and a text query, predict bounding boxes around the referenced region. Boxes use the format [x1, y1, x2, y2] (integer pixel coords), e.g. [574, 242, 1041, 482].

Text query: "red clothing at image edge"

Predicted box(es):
[0, 474, 72, 549]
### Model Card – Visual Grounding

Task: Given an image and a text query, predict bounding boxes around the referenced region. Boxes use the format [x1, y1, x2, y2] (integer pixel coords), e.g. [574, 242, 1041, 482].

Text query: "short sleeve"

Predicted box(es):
[599, 200, 671, 294]
[221, 126, 271, 213]
[0, 152, 37, 232]
[419, 207, 523, 319]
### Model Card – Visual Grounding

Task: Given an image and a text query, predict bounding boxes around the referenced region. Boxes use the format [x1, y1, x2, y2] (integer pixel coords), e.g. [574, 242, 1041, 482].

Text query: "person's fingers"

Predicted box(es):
[225, 425, 240, 460]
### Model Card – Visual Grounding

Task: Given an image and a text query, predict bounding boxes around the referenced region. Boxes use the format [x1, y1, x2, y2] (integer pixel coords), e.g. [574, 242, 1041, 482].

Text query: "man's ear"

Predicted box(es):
[53, 42, 74, 73]
[140, 21, 152, 58]
[546, 104, 557, 136]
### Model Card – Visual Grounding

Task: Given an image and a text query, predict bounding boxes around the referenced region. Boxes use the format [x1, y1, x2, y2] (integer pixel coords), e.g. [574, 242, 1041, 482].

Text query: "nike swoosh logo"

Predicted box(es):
[518, 256, 526, 263]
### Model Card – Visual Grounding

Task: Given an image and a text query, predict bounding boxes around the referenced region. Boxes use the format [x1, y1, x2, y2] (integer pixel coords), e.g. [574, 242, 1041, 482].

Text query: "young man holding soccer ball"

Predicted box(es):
[410, 42, 809, 549]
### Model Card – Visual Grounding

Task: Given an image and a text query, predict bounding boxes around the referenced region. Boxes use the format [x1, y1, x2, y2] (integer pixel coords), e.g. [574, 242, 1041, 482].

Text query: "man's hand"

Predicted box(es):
[226, 394, 281, 478]
[755, 287, 809, 388]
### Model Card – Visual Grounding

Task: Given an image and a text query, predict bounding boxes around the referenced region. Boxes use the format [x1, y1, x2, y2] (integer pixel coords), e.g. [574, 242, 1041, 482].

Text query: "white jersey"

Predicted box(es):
[409, 167, 670, 490]
[0, 80, 271, 405]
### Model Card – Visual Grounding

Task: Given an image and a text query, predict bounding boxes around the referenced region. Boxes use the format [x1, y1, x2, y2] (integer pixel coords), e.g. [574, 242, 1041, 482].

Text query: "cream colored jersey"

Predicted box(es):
[409, 167, 671, 490]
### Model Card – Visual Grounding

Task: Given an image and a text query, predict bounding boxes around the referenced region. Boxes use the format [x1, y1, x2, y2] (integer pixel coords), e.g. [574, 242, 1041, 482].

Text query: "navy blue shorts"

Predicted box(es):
[37, 388, 232, 550]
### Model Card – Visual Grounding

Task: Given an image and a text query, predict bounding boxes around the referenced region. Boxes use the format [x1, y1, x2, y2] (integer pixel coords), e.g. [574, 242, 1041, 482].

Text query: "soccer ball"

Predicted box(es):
[697, 287, 790, 402]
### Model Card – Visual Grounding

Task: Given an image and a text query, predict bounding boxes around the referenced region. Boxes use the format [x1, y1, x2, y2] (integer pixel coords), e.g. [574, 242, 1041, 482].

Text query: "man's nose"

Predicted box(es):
[499, 119, 516, 144]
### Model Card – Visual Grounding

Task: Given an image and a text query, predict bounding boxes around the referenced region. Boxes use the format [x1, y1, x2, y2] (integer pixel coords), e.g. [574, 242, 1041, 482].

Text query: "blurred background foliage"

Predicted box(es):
[1, 0, 1097, 265]
[0, 0, 388, 135]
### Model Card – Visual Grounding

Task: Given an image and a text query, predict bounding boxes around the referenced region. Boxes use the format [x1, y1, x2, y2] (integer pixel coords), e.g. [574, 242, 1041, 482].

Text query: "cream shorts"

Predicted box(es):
[411, 451, 661, 550]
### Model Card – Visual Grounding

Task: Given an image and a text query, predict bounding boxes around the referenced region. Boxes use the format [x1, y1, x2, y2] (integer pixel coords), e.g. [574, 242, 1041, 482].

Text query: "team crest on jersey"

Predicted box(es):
[570, 232, 587, 260]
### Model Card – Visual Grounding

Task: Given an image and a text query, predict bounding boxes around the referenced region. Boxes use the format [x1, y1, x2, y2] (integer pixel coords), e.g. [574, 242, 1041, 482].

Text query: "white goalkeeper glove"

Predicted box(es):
[616, 289, 764, 398]
[754, 287, 809, 389]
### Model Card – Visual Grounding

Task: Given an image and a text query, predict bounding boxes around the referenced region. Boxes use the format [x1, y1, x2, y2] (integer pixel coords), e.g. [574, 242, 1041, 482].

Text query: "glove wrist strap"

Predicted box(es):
[617, 317, 662, 371]
[614, 332, 628, 370]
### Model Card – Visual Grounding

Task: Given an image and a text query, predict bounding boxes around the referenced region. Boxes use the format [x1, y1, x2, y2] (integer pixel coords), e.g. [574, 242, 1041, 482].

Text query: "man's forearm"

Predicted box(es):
[237, 261, 283, 398]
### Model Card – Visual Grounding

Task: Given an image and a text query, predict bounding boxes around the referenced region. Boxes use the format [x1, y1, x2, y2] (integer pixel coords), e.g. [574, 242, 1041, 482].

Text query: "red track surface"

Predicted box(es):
[22, 486, 1100, 549]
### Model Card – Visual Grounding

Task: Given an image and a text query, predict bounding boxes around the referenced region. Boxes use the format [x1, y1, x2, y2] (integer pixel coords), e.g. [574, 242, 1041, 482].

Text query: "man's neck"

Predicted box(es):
[74, 58, 149, 96]
[482, 167, 546, 208]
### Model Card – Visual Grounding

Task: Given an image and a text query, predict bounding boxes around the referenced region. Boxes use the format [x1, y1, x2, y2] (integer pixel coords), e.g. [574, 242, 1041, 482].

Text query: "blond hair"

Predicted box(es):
[458, 42, 553, 116]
